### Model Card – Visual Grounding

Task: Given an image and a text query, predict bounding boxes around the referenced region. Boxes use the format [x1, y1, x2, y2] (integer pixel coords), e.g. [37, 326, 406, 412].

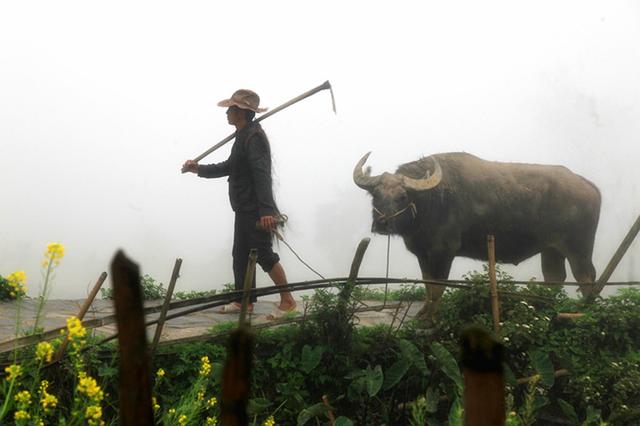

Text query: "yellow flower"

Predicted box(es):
[206, 417, 218, 426]
[66, 316, 87, 340]
[168, 408, 176, 415]
[199, 355, 212, 376]
[7, 271, 27, 295]
[44, 243, 65, 265]
[152, 396, 160, 411]
[77, 372, 104, 401]
[14, 390, 32, 406]
[178, 414, 188, 425]
[156, 368, 165, 378]
[197, 390, 205, 401]
[7, 270, 26, 284]
[207, 396, 217, 408]
[4, 364, 22, 381]
[14, 410, 30, 421]
[40, 381, 59, 413]
[86, 405, 102, 420]
[36, 341, 54, 363]
[41, 392, 58, 412]
[263, 416, 276, 426]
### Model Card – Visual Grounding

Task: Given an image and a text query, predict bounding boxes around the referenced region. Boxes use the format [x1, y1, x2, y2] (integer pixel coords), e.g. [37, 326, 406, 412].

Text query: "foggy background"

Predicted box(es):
[1, 1, 639, 300]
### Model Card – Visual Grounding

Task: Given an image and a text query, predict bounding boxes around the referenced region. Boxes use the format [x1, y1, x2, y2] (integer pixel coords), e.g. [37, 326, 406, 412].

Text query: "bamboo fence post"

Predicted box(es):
[54, 272, 107, 362]
[220, 249, 257, 425]
[589, 213, 640, 301]
[239, 249, 258, 327]
[150, 258, 182, 359]
[461, 326, 505, 426]
[338, 238, 371, 317]
[111, 251, 154, 426]
[487, 235, 501, 334]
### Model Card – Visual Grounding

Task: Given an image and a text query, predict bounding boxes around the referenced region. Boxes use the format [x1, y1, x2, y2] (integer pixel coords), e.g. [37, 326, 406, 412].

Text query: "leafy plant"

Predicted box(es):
[100, 274, 166, 300]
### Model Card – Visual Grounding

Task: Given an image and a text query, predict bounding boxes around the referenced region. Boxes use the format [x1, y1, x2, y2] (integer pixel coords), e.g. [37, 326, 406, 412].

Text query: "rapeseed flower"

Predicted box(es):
[77, 372, 104, 400]
[156, 368, 165, 378]
[207, 396, 217, 409]
[199, 355, 212, 376]
[43, 243, 65, 266]
[85, 405, 102, 420]
[178, 414, 188, 425]
[152, 396, 160, 411]
[264, 415, 276, 426]
[36, 341, 54, 363]
[206, 417, 218, 425]
[7, 270, 27, 296]
[5, 364, 22, 381]
[67, 316, 87, 340]
[14, 410, 30, 421]
[39, 380, 58, 413]
[14, 390, 32, 406]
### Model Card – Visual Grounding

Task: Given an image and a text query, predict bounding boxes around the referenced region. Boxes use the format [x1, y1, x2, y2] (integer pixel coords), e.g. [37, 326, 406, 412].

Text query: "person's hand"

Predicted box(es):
[259, 215, 276, 231]
[182, 160, 199, 174]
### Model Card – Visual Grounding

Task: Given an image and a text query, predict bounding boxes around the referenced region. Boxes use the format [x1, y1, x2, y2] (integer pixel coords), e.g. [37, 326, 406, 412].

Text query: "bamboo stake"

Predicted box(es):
[54, 272, 107, 362]
[239, 249, 258, 327]
[219, 249, 257, 425]
[111, 251, 153, 426]
[589, 213, 640, 301]
[150, 258, 182, 358]
[487, 235, 501, 334]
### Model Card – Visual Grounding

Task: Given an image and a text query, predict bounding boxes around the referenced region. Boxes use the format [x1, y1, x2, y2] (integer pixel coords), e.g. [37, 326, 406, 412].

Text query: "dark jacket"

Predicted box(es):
[198, 121, 277, 217]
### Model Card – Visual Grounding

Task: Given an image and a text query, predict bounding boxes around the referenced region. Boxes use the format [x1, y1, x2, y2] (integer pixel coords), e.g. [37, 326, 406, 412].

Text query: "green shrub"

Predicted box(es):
[100, 274, 166, 300]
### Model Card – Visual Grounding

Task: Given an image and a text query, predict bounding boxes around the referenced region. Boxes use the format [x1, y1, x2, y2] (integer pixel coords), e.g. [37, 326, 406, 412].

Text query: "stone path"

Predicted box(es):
[0, 298, 424, 346]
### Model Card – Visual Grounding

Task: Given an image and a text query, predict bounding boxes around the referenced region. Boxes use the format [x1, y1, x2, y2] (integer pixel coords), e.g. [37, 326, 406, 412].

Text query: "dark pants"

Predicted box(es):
[232, 211, 280, 303]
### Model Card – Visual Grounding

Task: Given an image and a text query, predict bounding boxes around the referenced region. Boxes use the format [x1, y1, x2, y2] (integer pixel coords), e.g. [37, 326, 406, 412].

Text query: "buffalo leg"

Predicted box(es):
[416, 255, 454, 326]
[541, 248, 567, 283]
[566, 253, 597, 298]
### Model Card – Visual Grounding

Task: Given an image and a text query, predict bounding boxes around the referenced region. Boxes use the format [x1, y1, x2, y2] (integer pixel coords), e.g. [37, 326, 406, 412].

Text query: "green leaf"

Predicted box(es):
[247, 398, 272, 415]
[300, 345, 325, 374]
[503, 363, 517, 387]
[366, 365, 384, 397]
[383, 359, 410, 390]
[431, 342, 463, 393]
[529, 350, 555, 388]
[447, 396, 463, 426]
[424, 387, 439, 413]
[297, 402, 327, 426]
[557, 398, 578, 423]
[398, 339, 428, 374]
[334, 417, 354, 426]
[347, 377, 366, 401]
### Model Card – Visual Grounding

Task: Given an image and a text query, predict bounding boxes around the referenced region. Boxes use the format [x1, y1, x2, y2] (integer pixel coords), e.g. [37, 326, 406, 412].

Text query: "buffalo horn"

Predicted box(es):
[401, 158, 443, 191]
[353, 152, 381, 189]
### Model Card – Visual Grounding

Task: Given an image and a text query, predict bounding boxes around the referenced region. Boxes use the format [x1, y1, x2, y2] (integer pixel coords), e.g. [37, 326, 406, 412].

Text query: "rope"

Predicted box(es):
[273, 229, 326, 280]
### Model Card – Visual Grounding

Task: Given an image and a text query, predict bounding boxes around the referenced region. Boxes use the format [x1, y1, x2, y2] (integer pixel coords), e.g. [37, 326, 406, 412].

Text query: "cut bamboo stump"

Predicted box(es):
[111, 251, 153, 426]
[220, 249, 257, 426]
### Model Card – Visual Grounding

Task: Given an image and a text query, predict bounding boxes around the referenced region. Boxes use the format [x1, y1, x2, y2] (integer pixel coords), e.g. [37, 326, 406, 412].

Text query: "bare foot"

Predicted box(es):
[216, 302, 253, 314]
[277, 300, 297, 312]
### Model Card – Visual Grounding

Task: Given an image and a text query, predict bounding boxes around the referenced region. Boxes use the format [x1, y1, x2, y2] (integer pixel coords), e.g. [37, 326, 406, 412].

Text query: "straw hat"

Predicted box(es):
[217, 89, 268, 113]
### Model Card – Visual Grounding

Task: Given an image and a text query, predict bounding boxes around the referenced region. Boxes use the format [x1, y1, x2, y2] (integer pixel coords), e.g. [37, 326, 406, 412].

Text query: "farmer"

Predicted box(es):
[182, 89, 296, 317]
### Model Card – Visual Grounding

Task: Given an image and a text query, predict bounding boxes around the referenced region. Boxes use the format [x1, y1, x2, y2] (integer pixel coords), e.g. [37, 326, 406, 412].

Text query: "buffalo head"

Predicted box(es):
[353, 152, 442, 235]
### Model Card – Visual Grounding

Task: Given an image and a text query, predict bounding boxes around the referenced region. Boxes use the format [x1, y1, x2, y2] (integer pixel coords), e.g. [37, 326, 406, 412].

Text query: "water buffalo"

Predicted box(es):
[353, 152, 601, 324]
